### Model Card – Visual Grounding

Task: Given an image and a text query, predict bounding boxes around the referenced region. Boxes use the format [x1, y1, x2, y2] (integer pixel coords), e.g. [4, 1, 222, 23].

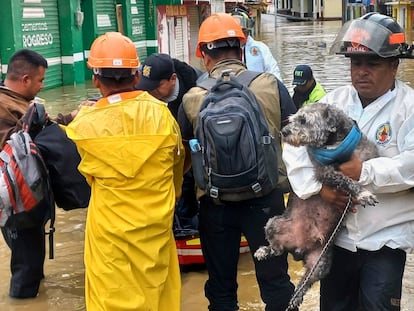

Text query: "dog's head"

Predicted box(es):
[281, 102, 355, 148]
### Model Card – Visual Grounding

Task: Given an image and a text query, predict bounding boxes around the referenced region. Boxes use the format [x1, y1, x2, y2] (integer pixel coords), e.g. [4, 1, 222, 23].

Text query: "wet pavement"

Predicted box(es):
[0, 13, 413, 311]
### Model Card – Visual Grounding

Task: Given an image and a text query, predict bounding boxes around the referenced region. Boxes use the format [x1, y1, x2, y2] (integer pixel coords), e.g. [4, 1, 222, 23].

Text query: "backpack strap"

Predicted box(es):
[236, 70, 262, 87]
[45, 174, 55, 260]
[23, 103, 46, 139]
[197, 70, 262, 91]
[25, 104, 55, 259]
[35, 149, 56, 260]
[197, 76, 216, 91]
[31, 140, 55, 259]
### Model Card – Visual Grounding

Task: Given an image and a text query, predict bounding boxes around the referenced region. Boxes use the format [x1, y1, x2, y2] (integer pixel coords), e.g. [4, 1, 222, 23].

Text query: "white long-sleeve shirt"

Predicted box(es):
[244, 35, 282, 81]
[283, 80, 414, 252]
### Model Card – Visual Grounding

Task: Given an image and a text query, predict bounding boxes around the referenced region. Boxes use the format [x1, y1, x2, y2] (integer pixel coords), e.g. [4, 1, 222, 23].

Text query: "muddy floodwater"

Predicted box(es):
[0, 13, 413, 311]
[0, 208, 320, 311]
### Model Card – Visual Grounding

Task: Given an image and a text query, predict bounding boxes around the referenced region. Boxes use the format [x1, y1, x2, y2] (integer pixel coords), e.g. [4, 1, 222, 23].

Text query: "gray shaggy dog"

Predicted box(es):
[254, 102, 378, 310]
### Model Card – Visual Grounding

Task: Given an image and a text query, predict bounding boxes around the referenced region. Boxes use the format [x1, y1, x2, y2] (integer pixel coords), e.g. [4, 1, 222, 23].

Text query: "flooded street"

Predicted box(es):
[0, 207, 319, 311]
[0, 14, 413, 311]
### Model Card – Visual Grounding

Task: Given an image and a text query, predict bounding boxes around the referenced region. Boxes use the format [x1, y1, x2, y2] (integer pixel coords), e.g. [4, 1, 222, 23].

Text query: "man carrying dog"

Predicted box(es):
[283, 13, 414, 310]
[178, 13, 295, 311]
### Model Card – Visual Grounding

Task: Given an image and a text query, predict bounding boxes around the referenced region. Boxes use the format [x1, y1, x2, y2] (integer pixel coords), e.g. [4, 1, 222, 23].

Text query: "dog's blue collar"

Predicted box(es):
[308, 125, 362, 165]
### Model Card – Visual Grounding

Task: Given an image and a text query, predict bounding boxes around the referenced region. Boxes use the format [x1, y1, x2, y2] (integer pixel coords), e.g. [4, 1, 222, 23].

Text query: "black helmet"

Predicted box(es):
[330, 13, 414, 58]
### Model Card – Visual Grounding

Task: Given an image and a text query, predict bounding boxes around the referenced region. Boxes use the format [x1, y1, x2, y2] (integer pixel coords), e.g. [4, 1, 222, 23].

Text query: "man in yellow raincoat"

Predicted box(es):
[65, 32, 184, 311]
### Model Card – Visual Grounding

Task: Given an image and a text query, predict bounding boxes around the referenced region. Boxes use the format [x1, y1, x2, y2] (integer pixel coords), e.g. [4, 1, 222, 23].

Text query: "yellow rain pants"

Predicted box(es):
[66, 91, 184, 311]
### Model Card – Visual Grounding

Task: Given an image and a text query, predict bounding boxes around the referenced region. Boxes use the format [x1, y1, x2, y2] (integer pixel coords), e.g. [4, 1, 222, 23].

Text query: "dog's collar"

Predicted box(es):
[308, 125, 362, 165]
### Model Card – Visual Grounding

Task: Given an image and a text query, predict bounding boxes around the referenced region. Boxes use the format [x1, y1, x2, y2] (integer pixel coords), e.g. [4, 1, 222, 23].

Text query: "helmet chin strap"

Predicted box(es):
[93, 68, 137, 76]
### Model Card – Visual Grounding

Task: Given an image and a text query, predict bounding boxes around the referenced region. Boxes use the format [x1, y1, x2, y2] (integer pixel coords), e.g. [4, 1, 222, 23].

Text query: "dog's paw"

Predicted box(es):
[254, 246, 272, 261]
[357, 190, 378, 207]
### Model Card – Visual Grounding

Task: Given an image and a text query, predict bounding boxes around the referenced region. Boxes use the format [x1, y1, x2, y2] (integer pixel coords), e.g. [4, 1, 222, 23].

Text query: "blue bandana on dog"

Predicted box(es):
[308, 125, 362, 165]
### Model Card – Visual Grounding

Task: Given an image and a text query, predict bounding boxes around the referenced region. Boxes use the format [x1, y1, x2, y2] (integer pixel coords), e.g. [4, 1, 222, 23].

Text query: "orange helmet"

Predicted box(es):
[196, 13, 246, 58]
[87, 32, 140, 69]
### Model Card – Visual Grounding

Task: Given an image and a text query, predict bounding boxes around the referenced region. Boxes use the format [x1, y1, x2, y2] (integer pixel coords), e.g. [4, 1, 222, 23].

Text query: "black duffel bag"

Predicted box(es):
[25, 103, 90, 211]
[34, 120, 90, 210]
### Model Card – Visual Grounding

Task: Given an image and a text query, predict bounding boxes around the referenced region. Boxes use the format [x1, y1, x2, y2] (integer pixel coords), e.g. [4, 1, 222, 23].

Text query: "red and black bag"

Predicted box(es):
[0, 103, 55, 258]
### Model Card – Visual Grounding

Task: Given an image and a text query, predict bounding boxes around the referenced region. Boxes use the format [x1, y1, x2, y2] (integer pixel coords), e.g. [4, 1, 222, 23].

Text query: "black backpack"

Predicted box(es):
[191, 70, 280, 202]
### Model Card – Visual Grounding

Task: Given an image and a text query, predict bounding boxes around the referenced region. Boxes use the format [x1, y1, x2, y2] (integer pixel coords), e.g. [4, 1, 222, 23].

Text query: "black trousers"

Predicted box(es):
[320, 245, 406, 311]
[175, 170, 199, 230]
[1, 224, 45, 298]
[199, 189, 295, 311]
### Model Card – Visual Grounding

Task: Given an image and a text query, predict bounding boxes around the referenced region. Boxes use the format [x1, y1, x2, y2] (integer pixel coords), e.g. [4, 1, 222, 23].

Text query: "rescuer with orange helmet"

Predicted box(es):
[178, 13, 296, 311]
[66, 32, 184, 311]
[283, 13, 414, 311]
[86, 31, 140, 96]
[195, 12, 246, 59]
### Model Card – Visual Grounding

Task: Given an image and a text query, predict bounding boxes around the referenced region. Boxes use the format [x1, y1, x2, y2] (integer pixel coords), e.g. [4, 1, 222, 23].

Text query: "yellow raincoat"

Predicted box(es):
[66, 90, 184, 311]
